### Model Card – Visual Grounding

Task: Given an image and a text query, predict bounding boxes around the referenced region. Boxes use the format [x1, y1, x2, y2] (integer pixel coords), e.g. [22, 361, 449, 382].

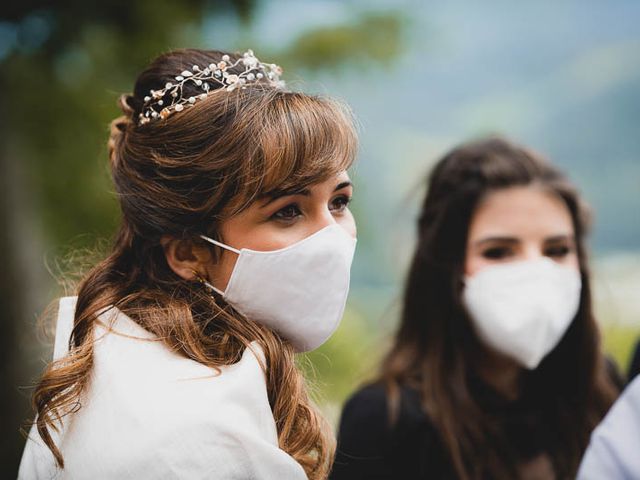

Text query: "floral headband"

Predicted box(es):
[138, 50, 285, 125]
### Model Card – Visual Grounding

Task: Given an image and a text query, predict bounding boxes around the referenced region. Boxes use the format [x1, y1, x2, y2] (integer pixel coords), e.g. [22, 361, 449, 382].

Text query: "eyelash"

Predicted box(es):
[545, 245, 572, 257]
[331, 195, 352, 212]
[481, 245, 573, 260]
[271, 195, 352, 222]
[482, 247, 512, 260]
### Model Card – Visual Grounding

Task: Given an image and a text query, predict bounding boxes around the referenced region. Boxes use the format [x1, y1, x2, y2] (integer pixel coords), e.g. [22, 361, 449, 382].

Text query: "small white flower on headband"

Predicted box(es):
[138, 50, 285, 125]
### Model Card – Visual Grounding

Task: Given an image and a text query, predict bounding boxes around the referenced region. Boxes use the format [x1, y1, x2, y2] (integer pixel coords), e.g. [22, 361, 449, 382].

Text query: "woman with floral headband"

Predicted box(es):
[19, 48, 357, 480]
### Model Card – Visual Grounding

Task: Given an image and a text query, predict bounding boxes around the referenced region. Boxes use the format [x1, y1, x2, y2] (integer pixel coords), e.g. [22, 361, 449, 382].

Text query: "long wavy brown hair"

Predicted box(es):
[379, 137, 618, 479]
[31, 48, 357, 480]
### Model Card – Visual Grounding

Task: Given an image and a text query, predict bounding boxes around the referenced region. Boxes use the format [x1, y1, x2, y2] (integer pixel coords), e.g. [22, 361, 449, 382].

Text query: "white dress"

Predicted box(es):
[18, 296, 307, 479]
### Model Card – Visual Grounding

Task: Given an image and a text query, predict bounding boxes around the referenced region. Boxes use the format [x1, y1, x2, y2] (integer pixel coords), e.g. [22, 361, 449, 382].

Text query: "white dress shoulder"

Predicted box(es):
[577, 376, 640, 479]
[18, 296, 307, 479]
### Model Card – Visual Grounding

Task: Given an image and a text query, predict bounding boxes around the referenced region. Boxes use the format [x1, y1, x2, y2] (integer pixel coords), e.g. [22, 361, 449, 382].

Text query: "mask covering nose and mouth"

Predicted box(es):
[462, 258, 582, 370]
[200, 224, 357, 352]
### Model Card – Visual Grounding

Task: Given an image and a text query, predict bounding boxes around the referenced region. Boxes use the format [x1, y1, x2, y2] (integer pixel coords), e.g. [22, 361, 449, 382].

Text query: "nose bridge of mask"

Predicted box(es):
[200, 235, 241, 255]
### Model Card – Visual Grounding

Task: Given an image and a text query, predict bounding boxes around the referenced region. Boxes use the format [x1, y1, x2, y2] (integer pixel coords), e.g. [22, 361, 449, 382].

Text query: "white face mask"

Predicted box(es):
[200, 224, 356, 352]
[462, 258, 582, 369]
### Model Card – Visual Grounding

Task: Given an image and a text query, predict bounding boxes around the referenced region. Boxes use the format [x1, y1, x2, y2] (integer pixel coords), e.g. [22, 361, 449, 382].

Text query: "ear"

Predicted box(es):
[161, 236, 213, 281]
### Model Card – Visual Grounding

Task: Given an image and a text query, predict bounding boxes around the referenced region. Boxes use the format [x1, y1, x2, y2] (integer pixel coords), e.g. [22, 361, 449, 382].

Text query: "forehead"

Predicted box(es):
[261, 169, 351, 198]
[308, 170, 351, 190]
[468, 186, 574, 240]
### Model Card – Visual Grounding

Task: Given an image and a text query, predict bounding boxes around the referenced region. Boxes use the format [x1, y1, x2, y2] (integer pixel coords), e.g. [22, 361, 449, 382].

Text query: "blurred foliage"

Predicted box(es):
[284, 12, 406, 71]
[602, 324, 640, 377]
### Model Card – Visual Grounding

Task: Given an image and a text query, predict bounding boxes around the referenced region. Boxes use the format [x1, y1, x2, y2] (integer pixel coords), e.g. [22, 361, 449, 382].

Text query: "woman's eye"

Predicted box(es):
[330, 195, 352, 213]
[272, 204, 302, 222]
[482, 247, 512, 260]
[545, 245, 571, 258]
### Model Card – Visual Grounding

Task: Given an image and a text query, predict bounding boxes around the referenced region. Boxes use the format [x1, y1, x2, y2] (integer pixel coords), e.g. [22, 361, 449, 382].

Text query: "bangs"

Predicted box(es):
[233, 90, 358, 212]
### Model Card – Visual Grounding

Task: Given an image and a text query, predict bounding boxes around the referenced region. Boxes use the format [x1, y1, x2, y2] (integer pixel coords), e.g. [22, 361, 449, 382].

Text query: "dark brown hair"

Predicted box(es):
[32, 48, 357, 480]
[379, 136, 617, 479]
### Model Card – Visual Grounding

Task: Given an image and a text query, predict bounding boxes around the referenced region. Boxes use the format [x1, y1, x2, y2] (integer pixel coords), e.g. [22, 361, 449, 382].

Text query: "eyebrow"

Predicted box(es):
[544, 234, 576, 243]
[259, 180, 353, 208]
[474, 236, 519, 247]
[473, 234, 575, 247]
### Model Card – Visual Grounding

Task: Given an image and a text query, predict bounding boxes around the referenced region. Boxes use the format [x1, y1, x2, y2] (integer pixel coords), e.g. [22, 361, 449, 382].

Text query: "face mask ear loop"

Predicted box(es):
[190, 268, 226, 297]
[199, 234, 241, 255]
[198, 235, 241, 296]
[203, 280, 225, 296]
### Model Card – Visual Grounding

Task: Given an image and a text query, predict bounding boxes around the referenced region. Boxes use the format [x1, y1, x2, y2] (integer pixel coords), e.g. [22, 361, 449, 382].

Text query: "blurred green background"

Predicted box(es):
[1, 0, 639, 476]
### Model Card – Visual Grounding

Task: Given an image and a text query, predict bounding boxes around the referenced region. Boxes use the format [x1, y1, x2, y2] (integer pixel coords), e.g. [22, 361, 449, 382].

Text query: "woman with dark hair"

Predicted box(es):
[331, 137, 619, 479]
[19, 49, 358, 479]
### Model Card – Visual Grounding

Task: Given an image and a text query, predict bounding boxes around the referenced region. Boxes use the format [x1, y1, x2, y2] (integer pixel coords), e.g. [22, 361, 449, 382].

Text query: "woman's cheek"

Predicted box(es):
[464, 253, 490, 277]
[560, 252, 580, 269]
[337, 210, 357, 238]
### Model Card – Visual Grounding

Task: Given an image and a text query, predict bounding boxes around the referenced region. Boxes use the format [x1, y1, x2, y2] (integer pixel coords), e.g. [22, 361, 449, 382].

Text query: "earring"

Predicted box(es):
[190, 269, 208, 287]
[190, 269, 218, 299]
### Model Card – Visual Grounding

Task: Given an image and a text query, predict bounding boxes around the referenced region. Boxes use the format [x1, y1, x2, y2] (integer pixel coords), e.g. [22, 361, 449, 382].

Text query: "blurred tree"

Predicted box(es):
[285, 12, 405, 71]
[0, 1, 405, 475]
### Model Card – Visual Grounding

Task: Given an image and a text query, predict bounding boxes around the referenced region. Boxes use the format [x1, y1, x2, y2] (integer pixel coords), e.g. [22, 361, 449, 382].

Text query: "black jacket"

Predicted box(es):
[331, 383, 454, 479]
[331, 379, 572, 480]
